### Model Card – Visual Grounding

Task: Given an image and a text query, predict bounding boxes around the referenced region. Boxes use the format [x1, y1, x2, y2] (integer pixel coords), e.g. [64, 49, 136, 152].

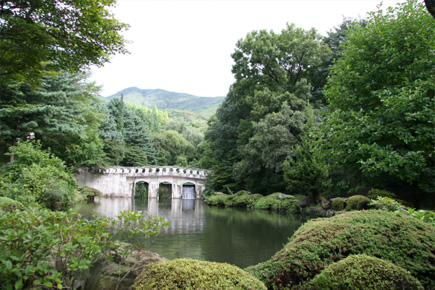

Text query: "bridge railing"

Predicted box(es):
[80, 166, 211, 178]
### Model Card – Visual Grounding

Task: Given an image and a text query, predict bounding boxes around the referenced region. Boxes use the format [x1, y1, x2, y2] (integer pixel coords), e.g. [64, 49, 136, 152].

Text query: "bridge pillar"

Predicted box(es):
[148, 181, 159, 198]
[172, 183, 182, 199]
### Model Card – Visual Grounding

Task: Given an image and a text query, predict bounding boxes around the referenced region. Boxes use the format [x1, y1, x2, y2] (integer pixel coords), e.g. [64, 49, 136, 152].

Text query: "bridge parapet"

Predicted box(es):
[100, 166, 211, 178]
[78, 166, 211, 178]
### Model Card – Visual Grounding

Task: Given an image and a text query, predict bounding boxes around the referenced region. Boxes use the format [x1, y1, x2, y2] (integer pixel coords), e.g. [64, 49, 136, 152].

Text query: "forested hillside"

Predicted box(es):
[105, 87, 225, 118]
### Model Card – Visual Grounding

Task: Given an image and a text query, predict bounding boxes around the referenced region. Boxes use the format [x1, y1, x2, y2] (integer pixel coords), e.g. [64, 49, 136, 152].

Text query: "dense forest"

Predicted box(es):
[201, 1, 435, 208]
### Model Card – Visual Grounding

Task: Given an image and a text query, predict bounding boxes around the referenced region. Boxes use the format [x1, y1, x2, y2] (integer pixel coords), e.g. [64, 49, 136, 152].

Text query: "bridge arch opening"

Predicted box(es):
[134, 181, 149, 198]
[182, 182, 196, 200]
[158, 182, 172, 199]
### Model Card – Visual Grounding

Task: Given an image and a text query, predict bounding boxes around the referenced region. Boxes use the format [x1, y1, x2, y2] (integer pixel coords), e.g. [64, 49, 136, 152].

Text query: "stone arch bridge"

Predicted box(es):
[75, 166, 211, 199]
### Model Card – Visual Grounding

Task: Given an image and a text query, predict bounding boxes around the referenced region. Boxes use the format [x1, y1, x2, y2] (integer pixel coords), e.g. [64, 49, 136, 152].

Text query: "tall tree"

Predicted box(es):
[204, 24, 331, 193]
[324, 0, 435, 205]
[0, 71, 105, 165]
[0, 0, 128, 84]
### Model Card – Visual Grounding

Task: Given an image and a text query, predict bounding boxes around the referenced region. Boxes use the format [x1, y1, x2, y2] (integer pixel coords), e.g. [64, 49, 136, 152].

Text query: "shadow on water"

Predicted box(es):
[73, 197, 305, 268]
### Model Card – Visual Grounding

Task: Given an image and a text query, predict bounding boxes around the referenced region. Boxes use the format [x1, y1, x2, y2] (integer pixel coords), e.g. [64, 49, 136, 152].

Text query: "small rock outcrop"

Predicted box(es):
[85, 248, 166, 290]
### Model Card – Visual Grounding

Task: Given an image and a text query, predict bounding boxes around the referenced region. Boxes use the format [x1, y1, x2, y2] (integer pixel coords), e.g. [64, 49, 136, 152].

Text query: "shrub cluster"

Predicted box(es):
[331, 198, 344, 211]
[245, 210, 435, 289]
[0, 208, 168, 290]
[303, 255, 423, 290]
[345, 195, 370, 210]
[205, 192, 301, 214]
[253, 193, 301, 214]
[133, 259, 267, 290]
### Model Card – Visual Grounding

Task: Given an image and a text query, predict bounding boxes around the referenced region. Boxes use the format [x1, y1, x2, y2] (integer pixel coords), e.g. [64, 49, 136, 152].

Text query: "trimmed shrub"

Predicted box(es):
[132, 259, 267, 290]
[245, 210, 435, 289]
[345, 195, 370, 210]
[232, 193, 263, 208]
[331, 198, 344, 211]
[303, 255, 423, 290]
[254, 193, 301, 214]
[205, 194, 232, 206]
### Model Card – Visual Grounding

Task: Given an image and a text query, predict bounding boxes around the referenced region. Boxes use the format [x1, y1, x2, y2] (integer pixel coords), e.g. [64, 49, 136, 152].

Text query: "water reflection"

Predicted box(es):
[74, 197, 304, 268]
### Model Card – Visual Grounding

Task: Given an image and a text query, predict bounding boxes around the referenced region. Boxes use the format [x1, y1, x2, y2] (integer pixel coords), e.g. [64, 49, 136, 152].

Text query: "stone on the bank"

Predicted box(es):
[278, 194, 294, 199]
[84, 248, 166, 290]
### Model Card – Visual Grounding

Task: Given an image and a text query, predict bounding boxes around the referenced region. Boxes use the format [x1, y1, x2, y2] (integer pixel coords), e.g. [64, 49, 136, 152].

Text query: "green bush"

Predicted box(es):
[232, 193, 263, 208]
[303, 255, 423, 290]
[0, 197, 24, 212]
[331, 198, 344, 211]
[367, 188, 396, 199]
[0, 208, 168, 290]
[345, 195, 370, 210]
[132, 259, 267, 290]
[78, 186, 103, 198]
[245, 210, 435, 289]
[369, 196, 403, 212]
[253, 193, 301, 214]
[205, 194, 232, 206]
[0, 141, 80, 209]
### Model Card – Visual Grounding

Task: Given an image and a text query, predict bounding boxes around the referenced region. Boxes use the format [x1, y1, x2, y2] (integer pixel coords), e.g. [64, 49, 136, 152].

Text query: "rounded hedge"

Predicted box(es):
[245, 210, 435, 289]
[133, 258, 267, 290]
[303, 255, 423, 290]
[331, 198, 344, 211]
[345, 195, 370, 210]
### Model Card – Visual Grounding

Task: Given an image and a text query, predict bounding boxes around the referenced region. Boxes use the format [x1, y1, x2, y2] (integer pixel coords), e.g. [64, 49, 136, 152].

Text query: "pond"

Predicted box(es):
[74, 197, 305, 268]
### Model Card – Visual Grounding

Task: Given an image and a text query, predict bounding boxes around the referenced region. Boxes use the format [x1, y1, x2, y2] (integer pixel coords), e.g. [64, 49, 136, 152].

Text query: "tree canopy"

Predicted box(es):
[0, 0, 128, 84]
[324, 0, 435, 203]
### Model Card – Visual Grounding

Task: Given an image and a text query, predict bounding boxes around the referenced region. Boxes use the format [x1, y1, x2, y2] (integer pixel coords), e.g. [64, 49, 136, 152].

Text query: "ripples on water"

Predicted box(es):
[74, 197, 304, 268]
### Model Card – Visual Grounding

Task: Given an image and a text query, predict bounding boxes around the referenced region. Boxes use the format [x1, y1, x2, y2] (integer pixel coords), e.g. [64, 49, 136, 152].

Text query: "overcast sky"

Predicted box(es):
[90, 0, 400, 97]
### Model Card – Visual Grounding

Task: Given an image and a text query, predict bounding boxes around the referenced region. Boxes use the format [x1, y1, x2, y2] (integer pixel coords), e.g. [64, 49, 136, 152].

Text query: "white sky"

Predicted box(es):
[90, 0, 401, 97]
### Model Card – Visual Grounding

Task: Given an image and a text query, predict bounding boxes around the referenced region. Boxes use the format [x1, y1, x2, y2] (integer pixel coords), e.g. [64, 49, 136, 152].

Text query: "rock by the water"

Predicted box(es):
[278, 194, 294, 199]
[85, 248, 166, 290]
[298, 196, 314, 207]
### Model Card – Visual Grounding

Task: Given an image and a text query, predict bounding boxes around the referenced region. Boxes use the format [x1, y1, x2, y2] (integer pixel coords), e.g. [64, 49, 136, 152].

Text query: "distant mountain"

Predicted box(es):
[104, 87, 225, 118]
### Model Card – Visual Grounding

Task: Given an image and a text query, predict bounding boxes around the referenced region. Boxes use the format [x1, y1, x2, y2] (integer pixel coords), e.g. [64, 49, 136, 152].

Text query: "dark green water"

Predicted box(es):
[74, 197, 304, 268]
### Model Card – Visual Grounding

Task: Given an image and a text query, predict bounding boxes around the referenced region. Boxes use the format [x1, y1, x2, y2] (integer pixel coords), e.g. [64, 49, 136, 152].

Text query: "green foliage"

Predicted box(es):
[323, 17, 368, 63]
[331, 198, 344, 211]
[0, 0, 128, 84]
[246, 210, 435, 289]
[369, 196, 403, 212]
[0, 141, 79, 209]
[284, 107, 331, 199]
[205, 194, 233, 207]
[0, 197, 24, 212]
[303, 255, 423, 290]
[324, 0, 435, 202]
[0, 71, 106, 167]
[0, 207, 168, 290]
[153, 130, 195, 166]
[132, 258, 267, 290]
[404, 208, 435, 227]
[345, 195, 370, 210]
[253, 193, 301, 214]
[205, 23, 331, 195]
[78, 186, 102, 198]
[367, 188, 396, 199]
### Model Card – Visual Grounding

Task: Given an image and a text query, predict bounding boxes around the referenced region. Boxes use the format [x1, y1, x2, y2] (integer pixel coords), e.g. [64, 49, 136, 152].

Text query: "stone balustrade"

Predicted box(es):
[79, 166, 210, 178]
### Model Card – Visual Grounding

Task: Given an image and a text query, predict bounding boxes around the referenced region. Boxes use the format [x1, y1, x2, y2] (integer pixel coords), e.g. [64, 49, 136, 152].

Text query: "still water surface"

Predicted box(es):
[74, 198, 304, 268]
